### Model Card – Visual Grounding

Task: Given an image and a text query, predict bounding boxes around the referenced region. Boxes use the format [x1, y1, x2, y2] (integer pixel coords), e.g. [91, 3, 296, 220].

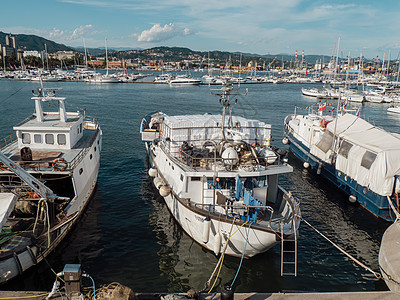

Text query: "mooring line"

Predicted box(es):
[0, 86, 24, 104]
[302, 217, 382, 279]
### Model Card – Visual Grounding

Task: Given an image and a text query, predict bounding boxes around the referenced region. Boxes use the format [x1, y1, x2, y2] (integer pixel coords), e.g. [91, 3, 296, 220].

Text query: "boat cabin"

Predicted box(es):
[13, 91, 83, 151]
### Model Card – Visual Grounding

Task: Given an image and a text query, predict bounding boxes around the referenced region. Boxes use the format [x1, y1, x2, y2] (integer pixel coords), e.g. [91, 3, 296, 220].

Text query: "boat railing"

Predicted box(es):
[193, 202, 276, 227]
[0, 133, 17, 150]
[175, 147, 282, 171]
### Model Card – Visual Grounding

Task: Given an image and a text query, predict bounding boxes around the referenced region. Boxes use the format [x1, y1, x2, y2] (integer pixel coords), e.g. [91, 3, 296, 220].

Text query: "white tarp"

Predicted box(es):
[162, 114, 272, 155]
[325, 114, 400, 196]
[0, 193, 17, 231]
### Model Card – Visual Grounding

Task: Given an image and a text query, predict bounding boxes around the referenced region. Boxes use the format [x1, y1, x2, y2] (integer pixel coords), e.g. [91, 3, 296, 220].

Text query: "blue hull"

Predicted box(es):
[286, 131, 396, 222]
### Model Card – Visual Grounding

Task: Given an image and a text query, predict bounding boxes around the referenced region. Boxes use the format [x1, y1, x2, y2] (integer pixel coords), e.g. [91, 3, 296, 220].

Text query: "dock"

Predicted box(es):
[1, 291, 400, 300]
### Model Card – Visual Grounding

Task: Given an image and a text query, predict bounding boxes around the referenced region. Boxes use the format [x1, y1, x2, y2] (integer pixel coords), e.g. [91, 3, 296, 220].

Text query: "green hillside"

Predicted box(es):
[0, 31, 74, 53]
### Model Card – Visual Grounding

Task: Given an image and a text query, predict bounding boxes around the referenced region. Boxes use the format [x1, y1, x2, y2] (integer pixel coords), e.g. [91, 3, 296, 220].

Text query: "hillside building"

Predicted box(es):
[0, 34, 17, 57]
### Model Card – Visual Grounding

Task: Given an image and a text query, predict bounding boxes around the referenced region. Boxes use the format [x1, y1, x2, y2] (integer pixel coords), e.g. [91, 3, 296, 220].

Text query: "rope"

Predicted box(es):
[302, 217, 382, 279]
[0, 293, 49, 299]
[0, 87, 24, 105]
[387, 196, 400, 221]
[230, 221, 253, 288]
[207, 218, 238, 292]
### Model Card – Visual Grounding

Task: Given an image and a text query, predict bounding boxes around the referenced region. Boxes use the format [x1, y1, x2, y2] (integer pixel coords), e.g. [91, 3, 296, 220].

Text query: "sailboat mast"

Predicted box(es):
[83, 38, 88, 68]
[105, 38, 109, 76]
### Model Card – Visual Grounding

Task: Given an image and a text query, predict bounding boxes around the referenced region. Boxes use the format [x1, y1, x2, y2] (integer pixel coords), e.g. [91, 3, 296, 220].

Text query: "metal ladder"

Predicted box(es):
[280, 221, 298, 276]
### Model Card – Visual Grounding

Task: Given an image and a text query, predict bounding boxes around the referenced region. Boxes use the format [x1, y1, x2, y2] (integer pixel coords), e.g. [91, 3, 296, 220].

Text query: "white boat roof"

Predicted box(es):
[14, 113, 80, 131]
[163, 114, 268, 129]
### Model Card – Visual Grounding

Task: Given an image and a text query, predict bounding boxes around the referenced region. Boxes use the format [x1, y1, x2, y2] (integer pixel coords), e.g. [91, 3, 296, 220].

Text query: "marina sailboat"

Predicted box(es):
[0, 83, 101, 283]
[140, 83, 301, 261]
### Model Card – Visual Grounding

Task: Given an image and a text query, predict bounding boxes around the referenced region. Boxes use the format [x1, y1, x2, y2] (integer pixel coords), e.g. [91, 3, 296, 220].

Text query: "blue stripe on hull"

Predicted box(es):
[287, 132, 396, 221]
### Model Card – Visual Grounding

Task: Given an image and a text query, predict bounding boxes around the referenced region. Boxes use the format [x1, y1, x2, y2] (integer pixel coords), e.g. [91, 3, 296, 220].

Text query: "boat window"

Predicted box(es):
[22, 133, 31, 144]
[45, 134, 54, 144]
[57, 134, 66, 145]
[80, 123, 83, 133]
[316, 130, 333, 153]
[180, 174, 184, 182]
[361, 151, 377, 169]
[79, 168, 83, 175]
[34, 134, 42, 144]
[191, 177, 201, 181]
[338, 140, 353, 158]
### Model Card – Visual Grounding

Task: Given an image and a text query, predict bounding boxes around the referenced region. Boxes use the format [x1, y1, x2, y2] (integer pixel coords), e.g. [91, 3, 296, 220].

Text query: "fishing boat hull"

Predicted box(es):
[0, 134, 101, 283]
[146, 143, 297, 258]
[284, 115, 396, 221]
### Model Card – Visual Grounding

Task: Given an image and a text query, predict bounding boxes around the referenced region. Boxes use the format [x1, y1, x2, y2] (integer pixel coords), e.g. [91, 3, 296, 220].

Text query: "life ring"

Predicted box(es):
[320, 119, 327, 131]
[52, 158, 68, 171]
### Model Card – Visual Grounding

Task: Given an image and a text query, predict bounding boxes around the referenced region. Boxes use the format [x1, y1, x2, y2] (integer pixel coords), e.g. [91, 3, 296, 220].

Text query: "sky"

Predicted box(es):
[1, 0, 400, 59]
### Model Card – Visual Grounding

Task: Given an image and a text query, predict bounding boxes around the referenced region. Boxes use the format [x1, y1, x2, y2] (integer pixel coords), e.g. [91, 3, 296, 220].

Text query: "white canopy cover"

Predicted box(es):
[314, 113, 400, 196]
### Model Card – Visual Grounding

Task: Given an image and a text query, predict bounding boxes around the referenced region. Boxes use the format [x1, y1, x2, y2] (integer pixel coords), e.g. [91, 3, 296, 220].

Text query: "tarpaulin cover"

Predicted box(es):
[316, 114, 400, 196]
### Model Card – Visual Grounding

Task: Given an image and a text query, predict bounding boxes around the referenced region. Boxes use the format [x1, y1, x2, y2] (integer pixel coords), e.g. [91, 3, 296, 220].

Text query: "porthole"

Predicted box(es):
[79, 168, 83, 175]
[90, 154, 93, 160]
[94, 146, 97, 152]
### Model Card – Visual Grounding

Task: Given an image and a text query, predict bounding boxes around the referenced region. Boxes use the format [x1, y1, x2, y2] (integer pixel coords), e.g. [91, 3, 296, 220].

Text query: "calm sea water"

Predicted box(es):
[0, 75, 396, 293]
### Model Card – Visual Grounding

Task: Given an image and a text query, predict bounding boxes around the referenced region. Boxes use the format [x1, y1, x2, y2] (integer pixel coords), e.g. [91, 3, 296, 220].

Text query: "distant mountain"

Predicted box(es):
[113, 46, 332, 67]
[73, 46, 143, 56]
[0, 31, 73, 53]
[0, 31, 337, 65]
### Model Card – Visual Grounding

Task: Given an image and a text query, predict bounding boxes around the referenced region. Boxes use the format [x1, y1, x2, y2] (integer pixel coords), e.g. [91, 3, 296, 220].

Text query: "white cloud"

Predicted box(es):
[49, 28, 65, 38]
[136, 23, 191, 43]
[68, 24, 95, 40]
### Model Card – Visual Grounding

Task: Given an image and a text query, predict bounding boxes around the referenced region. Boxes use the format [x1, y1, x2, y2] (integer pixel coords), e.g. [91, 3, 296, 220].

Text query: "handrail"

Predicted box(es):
[193, 202, 276, 227]
[172, 146, 281, 170]
[0, 133, 17, 150]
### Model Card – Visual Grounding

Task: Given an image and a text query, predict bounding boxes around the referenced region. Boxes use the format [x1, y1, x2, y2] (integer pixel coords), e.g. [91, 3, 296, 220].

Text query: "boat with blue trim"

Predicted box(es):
[283, 103, 400, 221]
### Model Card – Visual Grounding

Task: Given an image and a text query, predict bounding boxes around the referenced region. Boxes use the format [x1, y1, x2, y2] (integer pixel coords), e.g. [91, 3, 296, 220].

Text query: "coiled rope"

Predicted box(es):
[302, 217, 382, 279]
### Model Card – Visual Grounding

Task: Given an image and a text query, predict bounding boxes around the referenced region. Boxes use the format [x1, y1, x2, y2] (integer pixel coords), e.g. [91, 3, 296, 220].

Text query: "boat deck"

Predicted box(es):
[0, 127, 98, 172]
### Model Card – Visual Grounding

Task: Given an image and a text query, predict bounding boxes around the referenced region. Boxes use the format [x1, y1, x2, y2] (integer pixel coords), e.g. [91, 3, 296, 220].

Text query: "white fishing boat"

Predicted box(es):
[0, 84, 102, 283]
[140, 84, 301, 264]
